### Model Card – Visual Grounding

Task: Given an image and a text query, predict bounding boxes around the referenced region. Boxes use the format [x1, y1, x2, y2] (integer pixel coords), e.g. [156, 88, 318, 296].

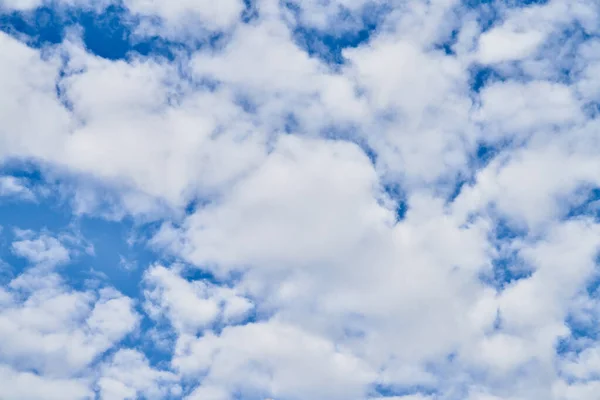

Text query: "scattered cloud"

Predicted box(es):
[0, 0, 600, 399]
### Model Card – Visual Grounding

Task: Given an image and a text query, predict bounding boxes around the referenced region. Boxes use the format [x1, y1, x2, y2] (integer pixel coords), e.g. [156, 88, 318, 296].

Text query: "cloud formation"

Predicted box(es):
[0, 0, 600, 399]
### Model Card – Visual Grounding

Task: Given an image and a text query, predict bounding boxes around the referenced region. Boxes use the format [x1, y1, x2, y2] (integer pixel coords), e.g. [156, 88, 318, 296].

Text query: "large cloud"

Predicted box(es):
[1, 0, 600, 399]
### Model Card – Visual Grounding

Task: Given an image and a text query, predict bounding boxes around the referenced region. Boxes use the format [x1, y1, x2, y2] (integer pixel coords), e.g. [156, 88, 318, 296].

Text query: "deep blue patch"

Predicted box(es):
[292, 22, 378, 65]
[1, 4, 178, 60]
[484, 253, 533, 290]
[183, 198, 210, 216]
[557, 312, 600, 356]
[473, 142, 501, 167]
[493, 216, 528, 241]
[469, 65, 505, 93]
[461, 140, 512, 191]
[241, 0, 259, 23]
[284, 1, 389, 65]
[79, 4, 132, 59]
[0, 6, 63, 46]
[0, 160, 45, 183]
[433, 28, 459, 56]
[446, 175, 470, 204]
[180, 266, 219, 286]
[461, 1, 500, 33]
[479, 217, 532, 289]
[462, 0, 550, 33]
[384, 183, 408, 222]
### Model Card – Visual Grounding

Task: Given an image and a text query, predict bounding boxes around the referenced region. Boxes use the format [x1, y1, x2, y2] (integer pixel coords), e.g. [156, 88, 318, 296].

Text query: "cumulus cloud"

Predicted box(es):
[11, 231, 71, 267]
[124, 0, 245, 35]
[1, 0, 600, 399]
[0, 230, 143, 399]
[143, 264, 253, 334]
[97, 349, 180, 400]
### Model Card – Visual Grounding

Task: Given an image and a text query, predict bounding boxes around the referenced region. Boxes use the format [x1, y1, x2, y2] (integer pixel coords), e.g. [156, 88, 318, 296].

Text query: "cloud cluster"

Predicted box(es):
[0, 0, 600, 399]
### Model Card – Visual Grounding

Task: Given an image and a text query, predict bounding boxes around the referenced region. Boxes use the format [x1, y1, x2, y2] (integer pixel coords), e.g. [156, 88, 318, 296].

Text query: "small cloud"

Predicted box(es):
[0, 176, 36, 202]
[119, 255, 138, 271]
[11, 233, 71, 267]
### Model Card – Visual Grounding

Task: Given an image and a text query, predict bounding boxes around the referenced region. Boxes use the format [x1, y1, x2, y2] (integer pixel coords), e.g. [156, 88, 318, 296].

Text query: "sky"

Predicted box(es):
[0, 0, 599, 399]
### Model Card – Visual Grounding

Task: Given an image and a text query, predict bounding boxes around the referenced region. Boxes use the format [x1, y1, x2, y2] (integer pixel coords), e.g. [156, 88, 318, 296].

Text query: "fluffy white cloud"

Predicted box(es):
[144, 264, 253, 334]
[0, 232, 144, 399]
[1, 0, 600, 399]
[477, 26, 545, 64]
[125, 0, 244, 34]
[12, 232, 71, 267]
[0, 364, 92, 400]
[0, 278, 139, 377]
[97, 349, 180, 400]
[177, 321, 377, 400]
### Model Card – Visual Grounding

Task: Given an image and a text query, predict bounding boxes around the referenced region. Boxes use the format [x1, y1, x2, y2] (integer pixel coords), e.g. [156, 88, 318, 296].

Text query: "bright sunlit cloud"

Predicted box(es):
[0, 0, 600, 399]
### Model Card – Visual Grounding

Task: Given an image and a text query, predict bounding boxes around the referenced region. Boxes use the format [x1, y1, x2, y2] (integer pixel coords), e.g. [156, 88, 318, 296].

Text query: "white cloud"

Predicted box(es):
[0, 0, 45, 11]
[0, 364, 92, 400]
[0, 176, 35, 200]
[477, 27, 545, 64]
[561, 345, 600, 380]
[0, 231, 141, 397]
[12, 232, 71, 267]
[1, 0, 600, 399]
[143, 264, 253, 334]
[177, 321, 377, 400]
[97, 349, 180, 400]
[0, 280, 139, 377]
[125, 0, 244, 35]
[476, 1, 594, 64]
[475, 81, 583, 137]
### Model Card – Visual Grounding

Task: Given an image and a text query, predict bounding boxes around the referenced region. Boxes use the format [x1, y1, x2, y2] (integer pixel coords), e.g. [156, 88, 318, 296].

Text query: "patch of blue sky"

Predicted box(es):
[484, 251, 533, 291]
[284, 1, 389, 66]
[557, 312, 600, 356]
[455, 139, 514, 199]
[383, 182, 408, 222]
[528, 23, 592, 85]
[0, 164, 169, 295]
[462, 1, 499, 33]
[0, 3, 212, 61]
[476, 216, 532, 290]
[241, 0, 259, 23]
[0, 176, 181, 372]
[320, 123, 379, 165]
[564, 187, 600, 222]
[120, 311, 176, 370]
[582, 102, 600, 119]
[78, 216, 162, 295]
[291, 21, 378, 65]
[469, 64, 506, 93]
[433, 28, 459, 56]
[462, 0, 550, 32]
[0, 197, 155, 296]
[372, 383, 438, 399]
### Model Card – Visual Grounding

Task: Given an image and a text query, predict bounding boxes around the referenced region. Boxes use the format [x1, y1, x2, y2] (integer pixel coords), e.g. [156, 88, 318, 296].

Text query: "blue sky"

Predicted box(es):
[0, 0, 600, 399]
